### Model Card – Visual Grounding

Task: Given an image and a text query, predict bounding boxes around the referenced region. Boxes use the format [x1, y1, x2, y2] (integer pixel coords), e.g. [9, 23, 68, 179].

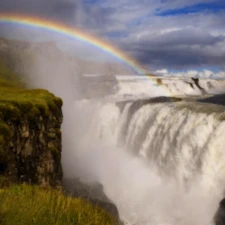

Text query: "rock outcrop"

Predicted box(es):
[214, 198, 225, 225]
[63, 178, 122, 225]
[0, 88, 63, 188]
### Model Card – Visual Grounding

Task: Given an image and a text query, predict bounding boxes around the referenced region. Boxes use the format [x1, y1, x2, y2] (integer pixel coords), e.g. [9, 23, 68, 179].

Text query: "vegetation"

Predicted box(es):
[0, 184, 115, 225]
[0, 49, 115, 225]
[0, 62, 62, 146]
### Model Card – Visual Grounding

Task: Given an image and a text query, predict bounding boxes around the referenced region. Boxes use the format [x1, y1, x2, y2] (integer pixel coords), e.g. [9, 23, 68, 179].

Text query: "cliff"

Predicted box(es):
[0, 63, 63, 188]
[0, 40, 119, 225]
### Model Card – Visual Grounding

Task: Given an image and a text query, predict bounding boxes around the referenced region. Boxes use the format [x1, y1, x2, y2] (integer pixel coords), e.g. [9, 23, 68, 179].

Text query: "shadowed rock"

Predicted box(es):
[63, 178, 122, 224]
[214, 198, 225, 225]
[199, 94, 225, 106]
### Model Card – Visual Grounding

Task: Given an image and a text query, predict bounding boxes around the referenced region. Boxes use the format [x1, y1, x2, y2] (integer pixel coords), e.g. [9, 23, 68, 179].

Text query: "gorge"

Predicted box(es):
[1, 39, 225, 225]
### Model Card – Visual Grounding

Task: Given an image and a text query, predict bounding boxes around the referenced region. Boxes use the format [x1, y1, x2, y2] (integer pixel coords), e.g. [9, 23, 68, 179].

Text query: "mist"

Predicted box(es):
[22, 38, 224, 225]
[75, 141, 220, 225]
[71, 100, 223, 225]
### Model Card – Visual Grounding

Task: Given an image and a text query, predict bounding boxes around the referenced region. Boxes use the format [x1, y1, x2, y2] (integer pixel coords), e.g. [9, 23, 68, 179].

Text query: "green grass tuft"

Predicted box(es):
[0, 184, 115, 225]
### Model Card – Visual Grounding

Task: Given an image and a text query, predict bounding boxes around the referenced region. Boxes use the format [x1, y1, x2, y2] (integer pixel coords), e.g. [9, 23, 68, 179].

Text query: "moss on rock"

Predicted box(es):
[0, 61, 63, 187]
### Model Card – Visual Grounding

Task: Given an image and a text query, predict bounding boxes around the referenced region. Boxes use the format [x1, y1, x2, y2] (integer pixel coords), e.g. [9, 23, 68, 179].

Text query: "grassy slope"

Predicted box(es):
[0, 62, 115, 224]
[0, 184, 114, 225]
[0, 62, 63, 160]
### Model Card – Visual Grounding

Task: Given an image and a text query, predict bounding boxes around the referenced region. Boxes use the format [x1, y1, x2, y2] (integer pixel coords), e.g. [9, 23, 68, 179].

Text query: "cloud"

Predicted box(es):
[117, 9, 225, 71]
[154, 68, 225, 79]
[1, 0, 225, 73]
[0, 0, 83, 24]
[157, 2, 225, 16]
[122, 26, 225, 70]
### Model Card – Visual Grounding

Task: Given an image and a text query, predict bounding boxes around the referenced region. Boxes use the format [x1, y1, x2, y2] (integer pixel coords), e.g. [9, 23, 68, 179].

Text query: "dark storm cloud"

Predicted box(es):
[148, 29, 224, 46]
[122, 28, 225, 70]
[134, 47, 225, 70]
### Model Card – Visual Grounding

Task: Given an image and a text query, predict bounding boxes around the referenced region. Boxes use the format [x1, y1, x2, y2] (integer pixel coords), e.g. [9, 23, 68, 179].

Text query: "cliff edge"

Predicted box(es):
[0, 62, 63, 188]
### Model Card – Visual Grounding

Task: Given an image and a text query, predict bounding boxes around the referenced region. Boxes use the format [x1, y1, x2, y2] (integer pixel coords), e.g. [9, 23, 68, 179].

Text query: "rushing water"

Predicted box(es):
[71, 98, 225, 225]
[28, 62, 225, 224]
[18, 39, 225, 224]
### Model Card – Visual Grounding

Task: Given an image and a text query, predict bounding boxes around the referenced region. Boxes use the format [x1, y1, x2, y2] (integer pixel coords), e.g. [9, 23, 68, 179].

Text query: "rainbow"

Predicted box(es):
[0, 13, 149, 75]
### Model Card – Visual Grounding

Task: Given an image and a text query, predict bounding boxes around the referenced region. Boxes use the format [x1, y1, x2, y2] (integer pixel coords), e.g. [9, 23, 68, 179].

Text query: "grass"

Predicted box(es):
[0, 62, 63, 149]
[0, 52, 116, 225]
[0, 58, 63, 173]
[0, 184, 115, 225]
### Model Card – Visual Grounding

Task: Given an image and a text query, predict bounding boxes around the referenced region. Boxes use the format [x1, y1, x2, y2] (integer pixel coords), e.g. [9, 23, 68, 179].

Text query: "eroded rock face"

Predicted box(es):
[63, 178, 122, 225]
[0, 110, 63, 188]
[214, 198, 225, 225]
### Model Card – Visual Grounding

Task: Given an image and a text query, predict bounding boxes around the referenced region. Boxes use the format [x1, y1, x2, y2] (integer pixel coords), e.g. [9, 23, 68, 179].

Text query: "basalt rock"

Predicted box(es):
[63, 178, 123, 225]
[214, 198, 225, 225]
[0, 90, 63, 188]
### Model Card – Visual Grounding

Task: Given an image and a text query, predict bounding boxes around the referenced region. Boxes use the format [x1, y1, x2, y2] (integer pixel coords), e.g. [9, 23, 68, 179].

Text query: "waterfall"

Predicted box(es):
[73, 98, 225, 225]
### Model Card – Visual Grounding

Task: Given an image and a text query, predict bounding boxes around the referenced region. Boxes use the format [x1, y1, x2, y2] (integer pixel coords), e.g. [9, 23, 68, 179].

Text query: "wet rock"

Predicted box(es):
[214, 198, 225, 225]
[0, 105, 63, 188]
[63, 178, 123, 224]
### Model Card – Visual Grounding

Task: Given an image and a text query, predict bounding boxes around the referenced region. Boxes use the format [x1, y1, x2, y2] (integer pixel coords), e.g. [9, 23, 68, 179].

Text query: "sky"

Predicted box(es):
[0, 0, 225, 77]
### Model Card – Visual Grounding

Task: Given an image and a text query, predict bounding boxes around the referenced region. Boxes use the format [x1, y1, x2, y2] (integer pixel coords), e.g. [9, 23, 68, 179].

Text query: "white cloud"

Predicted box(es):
[1, 0, 225, 71]
[154, 69, 225, 79]
[155, 69, 168, 75]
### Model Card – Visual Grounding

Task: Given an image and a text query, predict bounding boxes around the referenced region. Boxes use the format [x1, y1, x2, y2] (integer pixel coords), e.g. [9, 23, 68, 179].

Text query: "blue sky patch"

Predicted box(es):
[157, 2, 225, 16]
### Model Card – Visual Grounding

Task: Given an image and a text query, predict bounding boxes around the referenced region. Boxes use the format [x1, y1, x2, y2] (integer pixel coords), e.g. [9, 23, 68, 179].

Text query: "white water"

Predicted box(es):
[24, 52, 225, 224]
[114, 76, 170, 98]
[71, 99, 225, 225]
[115, 75, 225, 97]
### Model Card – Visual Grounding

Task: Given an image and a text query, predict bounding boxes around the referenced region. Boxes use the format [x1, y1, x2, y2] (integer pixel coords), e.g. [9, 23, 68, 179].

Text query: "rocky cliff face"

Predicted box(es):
[2, 111, 62, 187]
[0, 88, 63, 188]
